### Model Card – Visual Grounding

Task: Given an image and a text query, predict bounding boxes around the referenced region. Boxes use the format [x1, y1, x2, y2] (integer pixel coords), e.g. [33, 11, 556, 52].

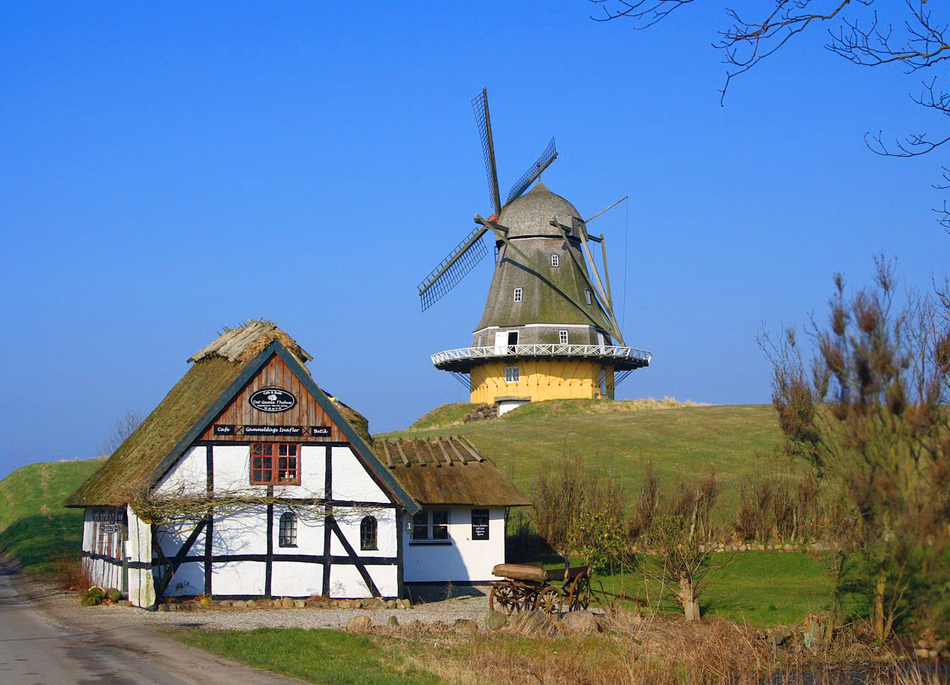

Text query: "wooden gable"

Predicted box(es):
[198, 354, 348, 443]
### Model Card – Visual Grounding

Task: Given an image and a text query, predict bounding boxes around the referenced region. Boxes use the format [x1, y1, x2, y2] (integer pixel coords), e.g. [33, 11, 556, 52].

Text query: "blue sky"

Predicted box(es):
[1, 2, 946, 478]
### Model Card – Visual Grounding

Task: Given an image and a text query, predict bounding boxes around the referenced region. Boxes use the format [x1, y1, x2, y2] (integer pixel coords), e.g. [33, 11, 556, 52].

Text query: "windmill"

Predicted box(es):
[418, 89, 651, 413]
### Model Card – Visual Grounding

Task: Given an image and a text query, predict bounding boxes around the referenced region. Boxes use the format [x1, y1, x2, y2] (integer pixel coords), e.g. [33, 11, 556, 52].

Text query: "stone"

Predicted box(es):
[397, 598, 412, 610]
[346, 615, 372, 633]
[168, 604, 179, 612]
[484, 610, 507, 631]
[915, 648, 932, 659]
[198, 597, 211, 607]
[370, 598, 388, 609]
[558, 611, 601, 636]
[385, 599, 397, 610]
[232, 600, 246, 608]
[245, 600, 257, 609]
[505, 611, 557, 637]
[770, 630, 787, 646]
[117, 599, 133, 608]
[294, 600, 306, 609]
[159, 603, 170, 612]
[453, 619, 479, 634]
[359, 598, 373, 609]
[281, 597, 295, 609]
[388, 616, 400, 629]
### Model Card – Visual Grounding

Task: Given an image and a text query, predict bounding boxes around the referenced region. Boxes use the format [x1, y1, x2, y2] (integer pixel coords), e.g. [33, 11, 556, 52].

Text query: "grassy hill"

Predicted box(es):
[379, 400, 784, 515]
[0, 458, 104, 574]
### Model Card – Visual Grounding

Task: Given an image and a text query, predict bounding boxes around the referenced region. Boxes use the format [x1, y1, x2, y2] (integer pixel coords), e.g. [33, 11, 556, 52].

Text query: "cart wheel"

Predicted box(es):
[535, 586, 562, 614]
[489, 585, 518, 615]
[570, 576, 591, 611]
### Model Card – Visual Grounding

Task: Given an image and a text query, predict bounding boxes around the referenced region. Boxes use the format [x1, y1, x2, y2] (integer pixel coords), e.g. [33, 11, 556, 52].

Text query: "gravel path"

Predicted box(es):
[25, 579, 492, 633]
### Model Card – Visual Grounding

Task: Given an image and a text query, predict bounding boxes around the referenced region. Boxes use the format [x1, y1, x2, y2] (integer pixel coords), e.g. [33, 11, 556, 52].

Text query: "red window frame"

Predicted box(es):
[250, 443, 300, 485]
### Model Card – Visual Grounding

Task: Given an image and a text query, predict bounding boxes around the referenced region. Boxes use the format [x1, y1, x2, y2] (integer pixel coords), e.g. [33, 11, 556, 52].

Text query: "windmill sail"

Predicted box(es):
[505, 137, 557, 206]
[418, 225, 490, 311]
[472, 89, 502, 217]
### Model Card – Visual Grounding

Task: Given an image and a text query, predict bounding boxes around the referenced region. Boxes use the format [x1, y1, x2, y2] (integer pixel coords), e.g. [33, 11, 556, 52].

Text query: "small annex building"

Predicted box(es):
[65, 321, 529, 608]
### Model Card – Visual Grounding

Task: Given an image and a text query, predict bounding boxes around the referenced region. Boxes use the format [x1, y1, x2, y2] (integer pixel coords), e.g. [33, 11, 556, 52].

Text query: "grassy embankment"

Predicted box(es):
[382, 400, 784, 516]
[0, 459, 104, 574]
[385, 401, 860, 627]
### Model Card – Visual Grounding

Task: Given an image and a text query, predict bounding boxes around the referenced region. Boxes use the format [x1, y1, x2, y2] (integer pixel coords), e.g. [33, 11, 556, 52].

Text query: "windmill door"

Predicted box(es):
[494, 332, 507, 355]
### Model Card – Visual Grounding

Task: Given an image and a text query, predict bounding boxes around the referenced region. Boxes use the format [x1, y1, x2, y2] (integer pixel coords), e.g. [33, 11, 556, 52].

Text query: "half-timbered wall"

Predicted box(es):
[152, 438, 399, 599]
[81, 505, 126, 592]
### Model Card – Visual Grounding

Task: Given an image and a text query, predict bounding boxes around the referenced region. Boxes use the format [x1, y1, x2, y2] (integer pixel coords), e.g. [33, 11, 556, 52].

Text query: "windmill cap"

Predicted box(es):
[499, 180, 583, 238]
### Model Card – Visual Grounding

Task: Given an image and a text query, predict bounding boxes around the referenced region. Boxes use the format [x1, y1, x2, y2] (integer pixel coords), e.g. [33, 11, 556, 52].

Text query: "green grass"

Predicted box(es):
[380, 401, 784, 515]
[174, 628, 441, 685]
[407, 402, 482, 430]
[566, 552, 865, 628]
[0, 459, 104, 574]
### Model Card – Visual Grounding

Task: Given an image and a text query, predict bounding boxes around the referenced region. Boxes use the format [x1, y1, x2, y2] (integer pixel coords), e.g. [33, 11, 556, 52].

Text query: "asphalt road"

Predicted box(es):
[0, 566, 296, 684]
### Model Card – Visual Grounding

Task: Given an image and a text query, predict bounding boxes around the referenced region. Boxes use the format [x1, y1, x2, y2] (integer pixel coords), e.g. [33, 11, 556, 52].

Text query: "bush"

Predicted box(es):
[80, 586, 106, 606]
[53, 553, 93, 591]
[106, 588, 123, 603]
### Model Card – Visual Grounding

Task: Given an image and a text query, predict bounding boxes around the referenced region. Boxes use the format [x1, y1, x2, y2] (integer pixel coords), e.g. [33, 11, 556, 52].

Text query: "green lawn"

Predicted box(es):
[380, 401, 784, 515]
[174, 628, 441, 685]
[0, 459, 104, 574]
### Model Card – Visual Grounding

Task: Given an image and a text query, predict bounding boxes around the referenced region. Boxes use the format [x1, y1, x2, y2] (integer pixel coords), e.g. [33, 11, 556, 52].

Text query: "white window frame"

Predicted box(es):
[559, 330, 568, 344]
[504, 366, 520, 383]
[513, 287, 523, 303]
[551, 254, 559, 267]
[409, 509, 450, 543]
[585, 288, 592, 305]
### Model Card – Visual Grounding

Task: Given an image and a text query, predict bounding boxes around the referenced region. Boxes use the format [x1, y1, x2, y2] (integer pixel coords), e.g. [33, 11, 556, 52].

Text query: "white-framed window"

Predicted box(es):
[551, 254, 559, 267]
[410, 510, 449, 542]
[513, 287, 523, 302]
[585, 289, 592, 305]
[505, 366, 520, 383]
[559, 330, 568, 344]
[360, 516, 378, 550]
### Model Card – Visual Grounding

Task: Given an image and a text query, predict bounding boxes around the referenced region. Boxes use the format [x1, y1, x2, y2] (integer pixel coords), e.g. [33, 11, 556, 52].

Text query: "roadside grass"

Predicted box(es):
[0, 459, 104, 574]
[173, 628, 441, 685]
[380, 403, 783, 516]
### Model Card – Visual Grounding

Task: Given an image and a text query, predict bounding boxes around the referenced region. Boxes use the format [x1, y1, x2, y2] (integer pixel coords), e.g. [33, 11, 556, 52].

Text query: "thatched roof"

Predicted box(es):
[189, 319, 312, 364]
[66, 322, 413, 510]
[373, 437, 531, 507]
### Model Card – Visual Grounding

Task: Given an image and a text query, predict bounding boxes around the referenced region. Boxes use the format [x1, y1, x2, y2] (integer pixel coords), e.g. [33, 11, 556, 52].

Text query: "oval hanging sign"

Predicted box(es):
[249, 388, 297, 413]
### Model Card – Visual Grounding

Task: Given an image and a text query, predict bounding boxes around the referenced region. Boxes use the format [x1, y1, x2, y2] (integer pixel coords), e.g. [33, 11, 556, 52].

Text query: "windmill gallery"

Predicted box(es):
[67, 91, 651, 606]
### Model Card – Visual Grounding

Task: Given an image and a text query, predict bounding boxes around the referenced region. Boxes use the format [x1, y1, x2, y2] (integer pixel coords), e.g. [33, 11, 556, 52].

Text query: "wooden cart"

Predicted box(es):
[488, 563, 592, 615]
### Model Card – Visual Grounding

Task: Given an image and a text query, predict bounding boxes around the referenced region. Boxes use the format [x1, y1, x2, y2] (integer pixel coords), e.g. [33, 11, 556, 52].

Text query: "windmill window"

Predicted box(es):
[513, 288, 523, 303]
[505, 366, 520, 383]
[551, 254, 559, 267]
[360, 516, 378, 550]
[559, 330, 569, 344]
[585, 289, 592, 305]
[278, 512, 297, 548]
[250, 443, 300, 485]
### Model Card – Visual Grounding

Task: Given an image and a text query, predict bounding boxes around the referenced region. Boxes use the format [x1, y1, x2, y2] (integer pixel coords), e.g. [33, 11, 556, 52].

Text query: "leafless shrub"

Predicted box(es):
[53, 552, 93, 591]
[98, 409, 142, 456]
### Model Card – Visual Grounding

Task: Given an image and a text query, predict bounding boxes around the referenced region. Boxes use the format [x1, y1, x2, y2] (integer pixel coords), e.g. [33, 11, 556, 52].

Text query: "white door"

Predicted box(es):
[494, 332, 507, 355]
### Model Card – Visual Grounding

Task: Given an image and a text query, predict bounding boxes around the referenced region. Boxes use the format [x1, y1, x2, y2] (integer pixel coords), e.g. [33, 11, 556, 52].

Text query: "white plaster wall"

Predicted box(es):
[403, 506, 506, 583]
[158, 519, 207, 557]
[212, 561, 266, 596]
[211, 508, 267, 556]
[211, 444, 325, 499]
[165, 561, 205, 597]
[331, 508, 396, 558]
[270, 561, 323, 597]
[328, 564, 397, 598]
[272, 504, 324, 557]
[155, 446, 207, 496]
[331, 447, 389, 503]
